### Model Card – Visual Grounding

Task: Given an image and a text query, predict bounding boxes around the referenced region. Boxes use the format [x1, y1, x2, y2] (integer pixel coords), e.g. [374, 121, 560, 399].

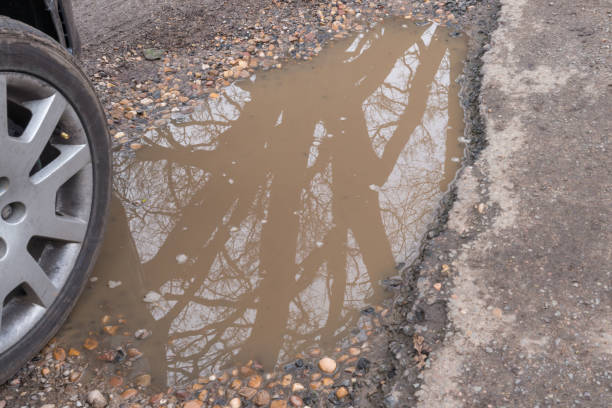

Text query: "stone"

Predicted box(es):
[104, 325, 120, 335]
[291, 383, 304, 392]
[309, 381, 322, 390]
[53, 347, 66, 361]
[229, 397, 241, 408]
[183, 400, 203, 408]
[69, 371, 81, 382]
[197, 390, 208, 401]
[120, 388, 138, 400]
[68, 348, 81, 357]
[143, 48, 164, 60]
[41, 404, 56, 408]
[253, 390, 271, 406]
[248, 374, 263, 388]
[230, 379, 242, 389]
[109, 376, 123, 387]
[83, 338, 98, 350]
[239, 387, 257, 399]
[271, 400, 287, 408]
[86, 390, 107, 408]
[134, 374, 151, 387]
[318, 357, 336, 373]
[322, 378, 334, 387]
[134, 329, 152, 339]
[336, 387, 349, 399]
[289, 395, 303, 407]
[281, 374, 292, 387]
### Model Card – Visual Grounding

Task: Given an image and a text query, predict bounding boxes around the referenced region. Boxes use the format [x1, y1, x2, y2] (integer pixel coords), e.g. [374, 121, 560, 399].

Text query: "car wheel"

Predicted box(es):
[0, 17, 110, 383]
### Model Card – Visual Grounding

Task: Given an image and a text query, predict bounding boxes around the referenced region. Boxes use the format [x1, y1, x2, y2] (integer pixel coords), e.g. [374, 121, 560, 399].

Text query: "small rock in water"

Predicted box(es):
[83, 338, 98, 350]
[176, 253, 189, 264]
[183, 400, 203, 408]
[318, 357, 337, 373]
[254, 390, 271, 406]
[143, 48, 164, 60]
[248, 375, 263, 388]
[120, 388, 138, 400]
[229, 397, 242, 408]
[134, 329, 152, 339]
[86, 390, 107, 408]
[134, 374, 152, 387]
[107, 280, 122, 289]
[292, 383, 305, 392]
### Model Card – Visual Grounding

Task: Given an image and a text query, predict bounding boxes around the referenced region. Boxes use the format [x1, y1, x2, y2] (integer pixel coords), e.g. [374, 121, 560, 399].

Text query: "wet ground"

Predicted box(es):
[59, 20, 466, 388]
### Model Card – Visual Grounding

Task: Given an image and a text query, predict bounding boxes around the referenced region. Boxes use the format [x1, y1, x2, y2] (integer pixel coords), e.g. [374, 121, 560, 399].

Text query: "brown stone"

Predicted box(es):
[53, 348, 66, 361]
[150, 393, 163, 404]
[197, 390, 208, 401]
[348, 347, 361, 356]
[270, 400, 287, 408]
[68, 348, 81, 357]
[248, 374, 263, 388]
[120, 389, 138, 400]
[309, 381, 322, 390]
[281, 374, 292, 387]
[322, 378, 334, 387]
[134, 374, 151, 387]
[336, 387, 349, 399]
[104, 325, 120, 335]
[230, 379, 242, 390]
[253, 390, 271, 406]
[41, 367, 51, 376]
[239, 387, 257, 399]
[289, 395, 303, 407]
[310, 373, 321, 381]
[318, 357, 336, 373]
[83, 338, 98, 350]
[109, 376, 123, 387]
[183, 400, 203, 408]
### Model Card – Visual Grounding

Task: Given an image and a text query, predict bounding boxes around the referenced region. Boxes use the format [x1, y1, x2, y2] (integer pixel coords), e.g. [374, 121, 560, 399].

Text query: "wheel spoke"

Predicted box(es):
[21, 254, 58, 308]
[31, 144, 91, 190]
[21, 92, 67, 168]
[37, 214, 88, 243]
[0, 75, 7, 139]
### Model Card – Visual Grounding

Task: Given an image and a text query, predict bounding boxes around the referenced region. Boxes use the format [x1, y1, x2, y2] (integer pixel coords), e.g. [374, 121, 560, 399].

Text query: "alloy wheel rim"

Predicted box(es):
[0, 72, 93, 354]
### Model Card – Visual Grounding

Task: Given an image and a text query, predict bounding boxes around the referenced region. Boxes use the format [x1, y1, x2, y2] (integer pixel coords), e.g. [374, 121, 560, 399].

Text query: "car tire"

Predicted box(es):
[0, 16, 110, 384]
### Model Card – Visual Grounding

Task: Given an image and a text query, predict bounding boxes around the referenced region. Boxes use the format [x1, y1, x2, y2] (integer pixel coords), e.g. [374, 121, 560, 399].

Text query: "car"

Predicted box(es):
[0, 0, 110, 383]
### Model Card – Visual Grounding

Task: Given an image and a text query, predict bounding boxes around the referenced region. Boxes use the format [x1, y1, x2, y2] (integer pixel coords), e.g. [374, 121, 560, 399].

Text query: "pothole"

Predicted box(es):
[60, 20, 467, 387]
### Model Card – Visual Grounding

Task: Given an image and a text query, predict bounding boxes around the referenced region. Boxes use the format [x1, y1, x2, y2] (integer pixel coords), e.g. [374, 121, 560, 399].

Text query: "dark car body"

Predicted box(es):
[0, 0, 80, 54]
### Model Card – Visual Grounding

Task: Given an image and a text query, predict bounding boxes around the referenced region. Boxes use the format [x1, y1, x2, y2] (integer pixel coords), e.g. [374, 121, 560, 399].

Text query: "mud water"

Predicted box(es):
[59, 21, 467, 387]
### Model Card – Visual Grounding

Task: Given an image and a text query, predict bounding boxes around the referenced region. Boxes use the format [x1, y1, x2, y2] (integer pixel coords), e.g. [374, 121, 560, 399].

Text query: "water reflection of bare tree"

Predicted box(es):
[112, 22, 462, 384]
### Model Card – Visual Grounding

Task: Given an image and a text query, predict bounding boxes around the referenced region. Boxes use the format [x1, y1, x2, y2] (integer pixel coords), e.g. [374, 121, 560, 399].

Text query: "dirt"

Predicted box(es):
[0, 0, 510, 407]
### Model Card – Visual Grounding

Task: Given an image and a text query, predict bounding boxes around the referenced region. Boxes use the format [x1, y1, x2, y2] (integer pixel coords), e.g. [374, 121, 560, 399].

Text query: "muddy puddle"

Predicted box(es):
[59, 21, 467, 387]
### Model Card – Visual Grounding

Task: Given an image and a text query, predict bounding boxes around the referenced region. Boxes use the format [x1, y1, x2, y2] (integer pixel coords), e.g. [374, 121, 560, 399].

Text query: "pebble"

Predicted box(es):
[184, 400, 203, 408]
[198, 390, 208, 401]
[239, 387, 257, 399]
[41, 405, 56, 408]
[289, 395, 303, 407]
[336, 387, 349, 399]
[348, 347, 361, 356]
[229, 397, 242, 408]
[322, 378, 334, 387]
[318, 357, 336, 373]
[254, 390, 271, 406]
[271, 400, 288, 408]
[248, 374, 263, 388]
[86, 390, 107, 408]
[0, 401, 5, 408]
[281, 374, 292, 387]
[68, 348, 81, 357]
[134, 374, 152, 387]
[53, 348, 66, 361]
[292, 383, 304, 392]
[109, 375, 124, 387]
[83, 338, 99, 350]
[107, 280, 122, 288]
[120, 388, 138, 400]
[134, 329, 152, 339]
